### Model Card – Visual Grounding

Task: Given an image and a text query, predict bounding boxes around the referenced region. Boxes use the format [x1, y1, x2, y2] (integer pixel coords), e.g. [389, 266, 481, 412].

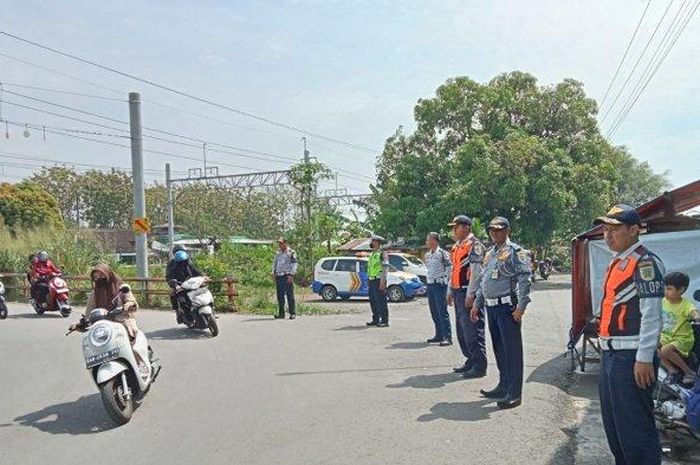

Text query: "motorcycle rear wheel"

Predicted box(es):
[206, 313, 219, 337]
[99, 376, 134, 425]
[33, 302, 45, 315]
[0, 302, 7, 319]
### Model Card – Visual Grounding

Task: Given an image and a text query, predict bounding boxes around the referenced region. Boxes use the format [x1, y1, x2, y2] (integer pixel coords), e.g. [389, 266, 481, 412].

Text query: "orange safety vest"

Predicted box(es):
[599, 245, 649, 338]
[451, 237, 475, 289]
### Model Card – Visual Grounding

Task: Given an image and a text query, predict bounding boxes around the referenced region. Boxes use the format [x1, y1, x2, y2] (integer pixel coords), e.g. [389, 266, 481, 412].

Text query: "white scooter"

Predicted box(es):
[169, 276, 219, 337]
[68, 285, 161, 425]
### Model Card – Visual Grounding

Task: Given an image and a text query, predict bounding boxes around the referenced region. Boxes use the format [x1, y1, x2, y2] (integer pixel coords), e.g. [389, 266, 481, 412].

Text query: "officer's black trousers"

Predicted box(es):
[454, 288, 486, 371]
[486, 303, 522, 398]
[368, 279, 388, 324]
[275, 274, 295, 317]
[599, 350, 660, 465]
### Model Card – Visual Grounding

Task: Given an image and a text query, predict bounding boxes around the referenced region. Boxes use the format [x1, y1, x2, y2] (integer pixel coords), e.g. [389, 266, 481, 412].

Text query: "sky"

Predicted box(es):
[0, 0, 698, 193]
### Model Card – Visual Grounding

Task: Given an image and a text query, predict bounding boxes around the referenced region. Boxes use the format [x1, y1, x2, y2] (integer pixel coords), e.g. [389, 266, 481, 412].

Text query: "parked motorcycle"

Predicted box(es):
[538, 260, 552, 281]
[31, 274, 71, 317]
[68, 285, 160, 425]
[653, 289, 700, 460]
[169, 276, 219, 337]
[0, 280, 7, 319]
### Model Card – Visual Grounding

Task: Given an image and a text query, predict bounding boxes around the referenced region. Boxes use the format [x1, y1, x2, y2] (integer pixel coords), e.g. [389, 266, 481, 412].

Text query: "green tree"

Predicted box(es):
[372, 71, 669, 249]
[29, 166, 82, 224]
[78, 169, 133, 228]
[0, 182, 63, 231]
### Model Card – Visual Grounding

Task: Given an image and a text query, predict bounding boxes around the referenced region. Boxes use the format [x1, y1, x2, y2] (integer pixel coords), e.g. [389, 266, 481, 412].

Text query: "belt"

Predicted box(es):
[600, 338, 639, 351]
[485, 295, 512, 306]
[427, 278, 447, 284]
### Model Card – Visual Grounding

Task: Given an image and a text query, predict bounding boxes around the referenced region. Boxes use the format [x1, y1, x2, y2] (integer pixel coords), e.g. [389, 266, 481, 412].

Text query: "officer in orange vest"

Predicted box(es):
[446, 215, 486, 378]
[594, 204, 665, 465]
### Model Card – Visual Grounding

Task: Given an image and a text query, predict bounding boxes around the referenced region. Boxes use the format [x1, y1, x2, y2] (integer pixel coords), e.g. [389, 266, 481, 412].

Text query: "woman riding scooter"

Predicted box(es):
[70, 264, 139, 338]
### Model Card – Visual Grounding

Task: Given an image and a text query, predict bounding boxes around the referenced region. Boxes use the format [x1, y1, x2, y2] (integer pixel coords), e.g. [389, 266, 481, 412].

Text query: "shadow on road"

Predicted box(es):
[525, 353, 572, 393]
[277, 364, 453, 376]
[385, 341, 431, 350]
[333, 325, 372, 331]
[417, 399, 499, 422]
[146, 327, 210, 340]
[7, 312, 62, 319]
[11, 393, 116, 435]
[386, 371, 461, 389]
[532, 280, 572, 291]
[241, 317, 280, 323]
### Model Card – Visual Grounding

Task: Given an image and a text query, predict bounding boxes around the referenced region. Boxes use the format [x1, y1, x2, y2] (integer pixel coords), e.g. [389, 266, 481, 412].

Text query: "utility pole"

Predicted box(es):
[202, 142, 208, 177]
[166, 163, 175, 256]
[129, 92, 148, 280]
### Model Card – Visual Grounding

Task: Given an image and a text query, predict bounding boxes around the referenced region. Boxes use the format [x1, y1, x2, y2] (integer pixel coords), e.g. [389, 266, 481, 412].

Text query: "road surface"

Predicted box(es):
[0, 276, 686, 464]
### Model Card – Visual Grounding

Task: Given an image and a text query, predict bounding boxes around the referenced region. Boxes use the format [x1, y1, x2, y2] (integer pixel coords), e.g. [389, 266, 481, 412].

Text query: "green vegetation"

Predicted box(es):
[371, 71, 670, 256]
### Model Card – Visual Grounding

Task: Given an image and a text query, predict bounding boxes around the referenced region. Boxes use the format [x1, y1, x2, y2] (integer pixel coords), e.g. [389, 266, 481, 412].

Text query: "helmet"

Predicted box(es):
[173, 244, 186, 253]
[37, 251, 49, 262]
[174, 250, 189, 263]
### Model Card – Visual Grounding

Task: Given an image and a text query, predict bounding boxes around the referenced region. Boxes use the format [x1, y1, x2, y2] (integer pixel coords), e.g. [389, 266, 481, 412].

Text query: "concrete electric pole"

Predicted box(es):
[129, 92, 149, 279]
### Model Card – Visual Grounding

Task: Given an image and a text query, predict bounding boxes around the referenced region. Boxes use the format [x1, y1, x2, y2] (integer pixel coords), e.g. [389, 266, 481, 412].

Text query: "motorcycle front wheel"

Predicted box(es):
[206, 313, 219, 337]
[99, 376, 134, 425]
[0, 301, 7, 319]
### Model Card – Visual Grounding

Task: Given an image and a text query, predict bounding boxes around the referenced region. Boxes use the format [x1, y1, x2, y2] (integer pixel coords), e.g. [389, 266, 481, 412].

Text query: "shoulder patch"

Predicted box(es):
[472, 242, 485, 256]
[517, 250, 529, 263]
[638, 260, 655, 281]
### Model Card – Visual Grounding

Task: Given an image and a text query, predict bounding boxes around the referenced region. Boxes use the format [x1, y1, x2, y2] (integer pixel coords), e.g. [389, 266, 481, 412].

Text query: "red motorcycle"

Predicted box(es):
[31, 273, 72, 317]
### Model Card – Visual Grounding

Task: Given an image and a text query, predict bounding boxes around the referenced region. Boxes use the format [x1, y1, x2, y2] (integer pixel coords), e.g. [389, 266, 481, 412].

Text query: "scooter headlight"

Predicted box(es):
[90, 325, 112, 347]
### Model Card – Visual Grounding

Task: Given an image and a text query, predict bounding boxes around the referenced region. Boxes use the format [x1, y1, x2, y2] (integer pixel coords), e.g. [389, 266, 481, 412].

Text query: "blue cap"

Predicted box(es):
[448, 215, 472, 226]
[370, 234, 385, 243]
[487, 216, 511, 230]
[594, 204, 641, 226]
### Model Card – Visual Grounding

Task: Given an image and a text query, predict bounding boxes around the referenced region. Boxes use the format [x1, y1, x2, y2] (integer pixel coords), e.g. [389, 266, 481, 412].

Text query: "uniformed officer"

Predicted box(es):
[447, 215, 487, 378]
[272, 237, 298, 320]
[366, 235, 390, 327]
[472, 216, 531, 409]
[594, 205, 664, 465]
[424, 232, 453, 346]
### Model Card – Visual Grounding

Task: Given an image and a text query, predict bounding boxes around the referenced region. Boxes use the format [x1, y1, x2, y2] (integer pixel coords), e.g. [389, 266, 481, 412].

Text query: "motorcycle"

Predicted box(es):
[68, 285, 160, 426]
[31, 273, 72, 317]
[653, 289, 700, 460]
[169, 276, 219, 337]
[538, 260, 552, 281]
[0, 280, 7, 319]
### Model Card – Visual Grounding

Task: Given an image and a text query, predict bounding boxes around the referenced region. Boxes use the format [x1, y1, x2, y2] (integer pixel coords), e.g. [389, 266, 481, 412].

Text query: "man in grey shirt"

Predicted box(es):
[472, 217, 531, 409]
[424, 232, 453, 346]
[272, 237, 298, 319]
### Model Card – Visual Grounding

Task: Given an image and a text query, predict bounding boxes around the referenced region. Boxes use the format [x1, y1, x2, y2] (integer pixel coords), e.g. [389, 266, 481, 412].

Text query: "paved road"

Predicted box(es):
[0, 276, 600, 464]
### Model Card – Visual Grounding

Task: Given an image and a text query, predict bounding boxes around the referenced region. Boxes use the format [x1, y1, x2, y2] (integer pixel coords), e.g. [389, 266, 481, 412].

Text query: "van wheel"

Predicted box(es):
[321, 285, 337, 301]
[387, 285, 405, 302]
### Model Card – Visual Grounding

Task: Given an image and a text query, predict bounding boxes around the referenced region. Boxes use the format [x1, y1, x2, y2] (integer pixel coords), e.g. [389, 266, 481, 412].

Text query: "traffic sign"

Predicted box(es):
[132, 217, 151, 234]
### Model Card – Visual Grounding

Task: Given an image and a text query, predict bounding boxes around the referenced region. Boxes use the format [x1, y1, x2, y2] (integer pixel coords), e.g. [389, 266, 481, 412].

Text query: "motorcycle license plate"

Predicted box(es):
[85, 348, 119, 368]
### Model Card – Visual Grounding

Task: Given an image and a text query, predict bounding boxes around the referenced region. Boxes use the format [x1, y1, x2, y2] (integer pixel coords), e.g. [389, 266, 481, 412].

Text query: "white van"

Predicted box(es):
[386, 253, 428, 284]
[312, 256, 425, 302]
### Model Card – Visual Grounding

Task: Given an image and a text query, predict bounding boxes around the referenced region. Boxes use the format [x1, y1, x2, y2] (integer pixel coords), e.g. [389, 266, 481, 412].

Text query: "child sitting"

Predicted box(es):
[659, 271, 700, 385]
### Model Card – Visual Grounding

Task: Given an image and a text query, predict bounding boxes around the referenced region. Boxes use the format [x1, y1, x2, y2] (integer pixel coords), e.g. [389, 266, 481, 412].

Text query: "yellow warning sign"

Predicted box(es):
[132, 217, 151, 234]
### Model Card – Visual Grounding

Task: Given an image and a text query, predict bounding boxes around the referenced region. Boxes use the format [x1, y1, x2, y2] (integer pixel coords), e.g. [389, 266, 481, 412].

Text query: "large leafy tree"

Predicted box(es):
[0, 182, 63, 231]
[371, 71, 669, 249]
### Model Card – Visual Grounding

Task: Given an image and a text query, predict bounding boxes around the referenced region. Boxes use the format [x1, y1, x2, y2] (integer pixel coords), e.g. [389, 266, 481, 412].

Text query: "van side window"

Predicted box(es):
[335, 259, 356, 272]
[388, 255, 404, 269]
[321, 260, 336, 271]
[359, 260, 368, 273]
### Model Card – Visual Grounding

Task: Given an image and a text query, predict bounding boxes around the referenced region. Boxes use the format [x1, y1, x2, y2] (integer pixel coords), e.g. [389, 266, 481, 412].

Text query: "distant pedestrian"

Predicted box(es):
[424, 232, 453, 346]
[472, 216, 532, 409]
[447, 215, 486, 378]
[272, 238, 298, 320]
[594, 204, 665, 464]
[366, 235, 390, 327]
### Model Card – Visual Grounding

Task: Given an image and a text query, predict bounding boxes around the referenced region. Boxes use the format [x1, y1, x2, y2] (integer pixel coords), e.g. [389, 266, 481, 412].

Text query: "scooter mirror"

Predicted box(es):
[120, 284, 131, 294]
[693, 289, 700, 302]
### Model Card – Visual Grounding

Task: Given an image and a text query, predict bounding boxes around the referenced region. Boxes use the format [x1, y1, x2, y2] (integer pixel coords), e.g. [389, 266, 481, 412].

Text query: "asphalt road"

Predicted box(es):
[0, 276, 604, 464]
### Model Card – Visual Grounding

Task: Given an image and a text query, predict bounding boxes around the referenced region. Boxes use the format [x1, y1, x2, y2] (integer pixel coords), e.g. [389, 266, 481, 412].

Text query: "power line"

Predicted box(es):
[2, 89, 375, 182]
[0, 81, 125, 102]
[608, 0, 700, 137]
[599, 0, 676, 124]
[0, 50, 333, 144]
[0, 30, 380, 154]
[606, 0, 693, 135]
[599, 0, 652, 111]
